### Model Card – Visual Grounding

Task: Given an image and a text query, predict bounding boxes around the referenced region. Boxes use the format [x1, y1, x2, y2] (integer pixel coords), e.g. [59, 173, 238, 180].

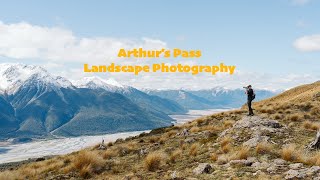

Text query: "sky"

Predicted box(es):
[0, 0, 319, 90]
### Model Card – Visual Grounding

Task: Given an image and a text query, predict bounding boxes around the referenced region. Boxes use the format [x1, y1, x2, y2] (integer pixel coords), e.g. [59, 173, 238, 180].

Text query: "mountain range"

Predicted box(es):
[0, 63, 277, 140]
[145, 88, 277, 109]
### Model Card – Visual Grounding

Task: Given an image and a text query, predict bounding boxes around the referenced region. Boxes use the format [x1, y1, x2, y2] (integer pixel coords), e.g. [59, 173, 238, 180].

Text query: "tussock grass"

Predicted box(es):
[169, 149, 182, 163]
[72, 151, 105, 178]
[281, 144, 299, 162]
[223, 120, 235, 128]
[189, 143, 200, 156]
[231, 146, 250, 160]
[149, 136, 160, 143]
[256, 142, 273, 155]
[210, 152, 218, 161]
[190, 126, 200, 133]
[144, 151, 166, 171]
[303, 121, 320, 131]
[287, 114, 301, 121]
[220, 136, 232, 147]
[102, 149, 117, 159]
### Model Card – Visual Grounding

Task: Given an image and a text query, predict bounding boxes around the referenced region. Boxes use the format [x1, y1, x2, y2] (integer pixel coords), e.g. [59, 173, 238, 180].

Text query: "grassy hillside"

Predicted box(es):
[0, 81, 319, 180]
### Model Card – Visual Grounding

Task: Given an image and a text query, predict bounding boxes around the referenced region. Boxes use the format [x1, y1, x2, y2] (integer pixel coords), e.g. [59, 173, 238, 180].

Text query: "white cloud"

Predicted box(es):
[0, 21, 317, 91]
[291, 0, 311, 5]
[0, 21, 167, 63]
[293, 34, 320, 52]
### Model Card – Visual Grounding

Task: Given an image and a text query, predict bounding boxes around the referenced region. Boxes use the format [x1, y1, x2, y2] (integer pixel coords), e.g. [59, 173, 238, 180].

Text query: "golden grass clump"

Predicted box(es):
[231, 146, 250, 160]
[149, 136, 160, 143]
[223, 120, 235, 128]
[256, 142, 273, 155]
[144, 151, 166, 171]
[307, 152, 320, 166]
[210, 152, 218, 161]
[260, 108, 267, 113]
[221, 144, 231, 154]
[220, 136, 232, 154]
[190, 126, 200, 133]
[189, 143, 200, 156]
[281, 144, 299, 162]
[165, 130, 177, 138]
[311, 107, 320, 116]
[272, 113, 282, 120]
[220, 136, 232, 147]
[169, 149, 182, 163]
[102, 149, 117, 159]
[196, 118, 205, 125]
[107, 142, 113, 147]
[266, 108, 275, 114]
[287, 114, 302, 121]
[72, 151, 105, 178]
[303, 121, 320, 131]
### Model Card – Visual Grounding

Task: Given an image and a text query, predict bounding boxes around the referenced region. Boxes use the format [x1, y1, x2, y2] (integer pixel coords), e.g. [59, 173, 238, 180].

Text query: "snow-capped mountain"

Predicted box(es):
[0, 63, 73, 95]
[0, 64, 173, 139]
[73, 76, 127, 92]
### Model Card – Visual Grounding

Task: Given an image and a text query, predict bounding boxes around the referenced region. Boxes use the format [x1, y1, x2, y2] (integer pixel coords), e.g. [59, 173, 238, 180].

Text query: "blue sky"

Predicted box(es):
[0, 0, 319, 90]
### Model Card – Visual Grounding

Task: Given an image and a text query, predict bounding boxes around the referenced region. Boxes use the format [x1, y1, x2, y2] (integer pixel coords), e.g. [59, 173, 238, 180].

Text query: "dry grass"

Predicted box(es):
[306, 152, 320, 166]
[189, 143, 200, 156]
[0, 170, 21, 180]
[149, 136, 160, 143]
[231, 146, 250, 160]
[196, 118, 205, 125]
[219, 136, 232, 154]
[256, 142, 273, 155]
[165, 130, 177, 138]
[223, 120, 235, 128]
[144, 151, 166, 171]
[102, 149, 117, 159]
[169, 149, 182, 163]
[210, 152, 218, 161]
[288, 114, 301, 121]
[281, 144, 299, 162]
[216, 154, 229, 165]
[72, 151, 105, 178]
[311, 107, 320, 116]
[221, 144, 231, 154]
[272, 113, 282, 120]
[190, 126, 200, 133]
[220, 136, 232, 147]
[303, 121, 320, 131]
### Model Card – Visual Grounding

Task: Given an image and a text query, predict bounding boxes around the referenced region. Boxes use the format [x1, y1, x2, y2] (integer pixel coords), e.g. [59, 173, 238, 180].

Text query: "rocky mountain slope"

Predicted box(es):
[0, 81, 318, 179]
[74, 77, 186, 115]
[0, 64, 174, 139]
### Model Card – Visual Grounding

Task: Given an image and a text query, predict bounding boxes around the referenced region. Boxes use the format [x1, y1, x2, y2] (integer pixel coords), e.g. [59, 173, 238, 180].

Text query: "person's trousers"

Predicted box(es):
[247, 99, 253, 115]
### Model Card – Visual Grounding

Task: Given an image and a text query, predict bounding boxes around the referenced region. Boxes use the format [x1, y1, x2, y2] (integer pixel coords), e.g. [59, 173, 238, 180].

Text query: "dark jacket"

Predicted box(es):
[247, 88, 254, 101]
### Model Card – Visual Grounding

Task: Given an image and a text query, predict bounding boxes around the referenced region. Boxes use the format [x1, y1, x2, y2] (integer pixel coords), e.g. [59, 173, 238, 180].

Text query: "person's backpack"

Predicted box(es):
[252, 93, 256, 100]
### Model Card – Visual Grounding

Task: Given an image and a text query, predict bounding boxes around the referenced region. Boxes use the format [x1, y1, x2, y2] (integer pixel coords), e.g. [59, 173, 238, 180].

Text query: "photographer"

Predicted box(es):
[244, 85, 255, 116]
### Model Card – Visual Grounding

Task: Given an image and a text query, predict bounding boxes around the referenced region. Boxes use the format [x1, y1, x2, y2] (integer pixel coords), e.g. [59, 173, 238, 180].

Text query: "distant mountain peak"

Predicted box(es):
[73, 76, 127, 92]
[0, 63, 73, 94]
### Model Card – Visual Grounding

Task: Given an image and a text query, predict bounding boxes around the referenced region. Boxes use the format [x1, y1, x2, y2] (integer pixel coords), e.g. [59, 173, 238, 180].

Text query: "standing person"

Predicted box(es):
[244, 85, 255, 116]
